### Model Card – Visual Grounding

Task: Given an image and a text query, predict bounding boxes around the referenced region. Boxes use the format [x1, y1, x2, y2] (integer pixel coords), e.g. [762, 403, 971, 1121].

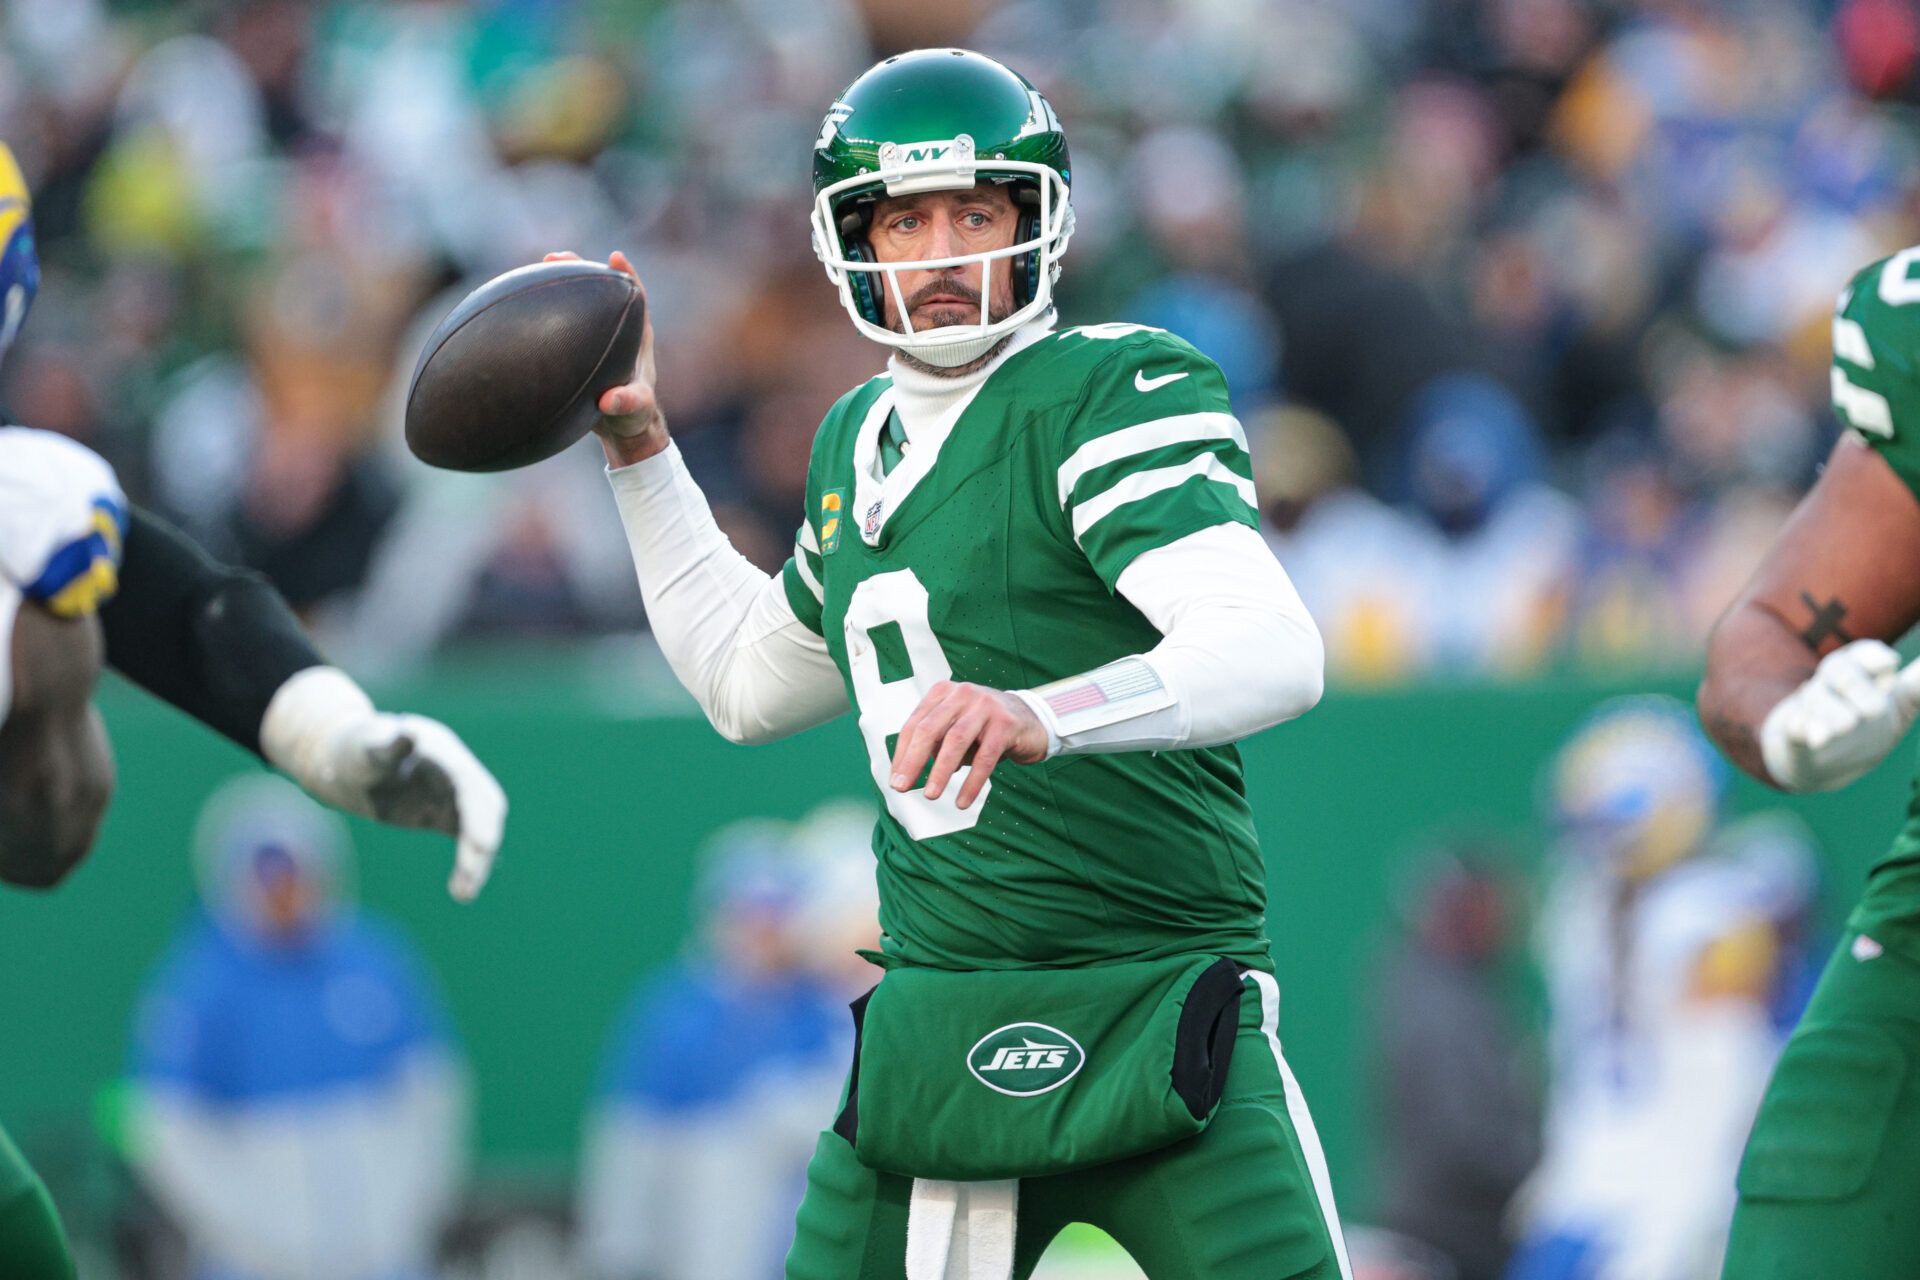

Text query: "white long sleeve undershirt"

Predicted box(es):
[607, 445, 847, 745]
[607, 447, 1322, 754]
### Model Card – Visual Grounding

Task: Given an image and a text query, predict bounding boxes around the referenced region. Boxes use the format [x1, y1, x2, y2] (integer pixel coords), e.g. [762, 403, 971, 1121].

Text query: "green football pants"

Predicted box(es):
[786, 970, 1352, 1280]
[0, 1122, 75, 1280]
[1723, 933, 1920, 1279]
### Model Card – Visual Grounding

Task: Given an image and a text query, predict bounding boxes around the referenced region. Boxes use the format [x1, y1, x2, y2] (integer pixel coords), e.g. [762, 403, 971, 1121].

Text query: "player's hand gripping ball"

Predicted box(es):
[405, 258, 647, 472]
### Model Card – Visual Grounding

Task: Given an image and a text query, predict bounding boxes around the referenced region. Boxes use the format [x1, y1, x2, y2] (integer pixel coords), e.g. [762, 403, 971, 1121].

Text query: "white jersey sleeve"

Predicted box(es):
[605, 443, 849, 743]
[0, 426, 127, 616]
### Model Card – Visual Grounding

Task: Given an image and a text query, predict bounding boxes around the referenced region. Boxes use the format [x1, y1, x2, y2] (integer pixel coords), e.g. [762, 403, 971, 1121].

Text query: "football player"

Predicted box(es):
[565, 49, 1341, 1279]
[0, 142, 505, 1277]
[1698, 243, 1920, 1276]
[1509, 699, 1781, 1280]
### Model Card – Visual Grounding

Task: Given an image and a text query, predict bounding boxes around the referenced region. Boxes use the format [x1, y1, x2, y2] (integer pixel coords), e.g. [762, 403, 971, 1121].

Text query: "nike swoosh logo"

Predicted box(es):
[1135, 369, 1190, 392]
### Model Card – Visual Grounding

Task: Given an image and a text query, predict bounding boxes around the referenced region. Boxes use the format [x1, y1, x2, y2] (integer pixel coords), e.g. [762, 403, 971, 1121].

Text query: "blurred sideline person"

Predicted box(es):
[1507, 699, 1783, 1280]
[126, 776, 468, 1280]
[1698, 244, 1920, 1277]
[567, 47, 1339, 1279]
[0, 142, 504, 1277]
[1705, 814, 1825, 1038]
[1374, 843, 1539, 1280]
[577, 804, 881, 1280]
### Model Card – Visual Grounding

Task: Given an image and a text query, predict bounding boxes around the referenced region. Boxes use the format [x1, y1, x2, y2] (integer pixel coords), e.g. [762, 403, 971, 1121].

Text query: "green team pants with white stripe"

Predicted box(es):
[785, 971, 1352, 1280]
[0, 1122, 76, 1280]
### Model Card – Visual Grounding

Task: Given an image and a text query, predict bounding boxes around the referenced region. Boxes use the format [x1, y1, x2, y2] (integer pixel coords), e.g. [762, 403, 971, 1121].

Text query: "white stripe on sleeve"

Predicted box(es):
[1071, 454, 1257, 542]
[1833, 367, 1894, 437]
[791, 543, 825, 602]
[1055, 412, 1246, 508]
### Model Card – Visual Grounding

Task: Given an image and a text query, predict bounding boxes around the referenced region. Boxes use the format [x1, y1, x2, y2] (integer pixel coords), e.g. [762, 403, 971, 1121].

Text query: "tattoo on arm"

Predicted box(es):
[1798, 591, 1853, 651]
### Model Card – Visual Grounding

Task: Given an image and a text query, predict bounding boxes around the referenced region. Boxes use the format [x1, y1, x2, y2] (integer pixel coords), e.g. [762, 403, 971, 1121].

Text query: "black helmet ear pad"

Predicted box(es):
[1011, 183, 1043, 310]
[839, 203, 886, 326]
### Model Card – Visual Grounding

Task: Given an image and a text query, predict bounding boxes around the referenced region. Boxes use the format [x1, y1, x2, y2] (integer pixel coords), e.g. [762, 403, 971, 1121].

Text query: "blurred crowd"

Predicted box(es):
[2, 0, 1915, 681]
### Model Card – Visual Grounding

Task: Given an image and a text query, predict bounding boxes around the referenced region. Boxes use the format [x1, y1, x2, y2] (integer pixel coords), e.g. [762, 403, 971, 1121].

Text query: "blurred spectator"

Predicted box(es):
[126, 774, 468, 1280]
[1265, 375, 1579, 680]
[1397, 373, 1581, 675]
[1507, 699, 1790, 1280]
[1121, 126, 1283, 404]
[575, 802, 881, 1280]
[1561, 433, 1700, 666]
[1374, 841, 1540, 1280]
[1710, 812, 1827, 1036]
[1256, 404, 1438, 683]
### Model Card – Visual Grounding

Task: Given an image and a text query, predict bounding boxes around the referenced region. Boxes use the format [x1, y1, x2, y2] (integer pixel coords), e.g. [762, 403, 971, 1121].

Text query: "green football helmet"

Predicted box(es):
[810, 48, 1074, 367]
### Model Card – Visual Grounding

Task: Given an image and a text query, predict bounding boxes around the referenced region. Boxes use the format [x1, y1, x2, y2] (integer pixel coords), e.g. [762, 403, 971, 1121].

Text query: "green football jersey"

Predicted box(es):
[777, 323, 1272, 972]
[1828, 248, 1920, 961]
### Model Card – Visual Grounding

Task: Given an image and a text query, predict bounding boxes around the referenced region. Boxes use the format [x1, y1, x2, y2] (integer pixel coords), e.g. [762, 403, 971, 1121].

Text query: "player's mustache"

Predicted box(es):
[906, 276, 983, 310]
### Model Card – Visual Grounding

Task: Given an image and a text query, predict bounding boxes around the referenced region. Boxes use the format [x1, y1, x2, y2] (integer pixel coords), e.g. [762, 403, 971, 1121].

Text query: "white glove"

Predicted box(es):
[261, 667, 506, 901]
[1759, 639, 1920, 792]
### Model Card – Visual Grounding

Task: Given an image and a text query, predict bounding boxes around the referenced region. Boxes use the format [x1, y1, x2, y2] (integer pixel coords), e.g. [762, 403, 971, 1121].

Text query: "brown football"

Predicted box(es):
[404, 260, 645, 472]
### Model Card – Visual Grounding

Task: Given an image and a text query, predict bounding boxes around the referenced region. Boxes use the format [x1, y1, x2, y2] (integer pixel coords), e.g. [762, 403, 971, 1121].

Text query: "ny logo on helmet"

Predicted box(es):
[879, 136, 976, 171]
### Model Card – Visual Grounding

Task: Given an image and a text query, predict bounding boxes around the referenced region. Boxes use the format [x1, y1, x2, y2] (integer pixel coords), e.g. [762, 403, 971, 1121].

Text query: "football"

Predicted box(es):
[404, 260, 646, 472]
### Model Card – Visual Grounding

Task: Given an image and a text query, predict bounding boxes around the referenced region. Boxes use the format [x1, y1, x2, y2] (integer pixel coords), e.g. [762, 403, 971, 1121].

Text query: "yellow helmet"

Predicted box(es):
[1550, 695, 1726, 879]
[0, 143, 39, 364]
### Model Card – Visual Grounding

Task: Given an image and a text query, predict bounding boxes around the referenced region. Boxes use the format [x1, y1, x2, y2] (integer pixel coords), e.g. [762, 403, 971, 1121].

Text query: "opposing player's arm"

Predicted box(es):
[102, 507, 321, 754]
[97, 507, 505, 900]
[1701, 269, 1920, 789]
[0, 602, 114, 888]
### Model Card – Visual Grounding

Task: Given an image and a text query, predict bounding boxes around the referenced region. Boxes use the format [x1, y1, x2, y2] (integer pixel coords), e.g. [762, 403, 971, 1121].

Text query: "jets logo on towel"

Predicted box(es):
[967, 1022, 1085, 1097]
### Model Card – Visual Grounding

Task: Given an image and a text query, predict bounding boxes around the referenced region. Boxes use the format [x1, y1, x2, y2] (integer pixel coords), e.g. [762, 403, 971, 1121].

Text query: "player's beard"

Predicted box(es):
[893, 273, 1017, 377]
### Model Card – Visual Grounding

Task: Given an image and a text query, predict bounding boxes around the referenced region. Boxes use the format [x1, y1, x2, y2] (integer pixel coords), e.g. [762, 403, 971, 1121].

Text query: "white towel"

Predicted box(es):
[905, 1177, 1019, 1280]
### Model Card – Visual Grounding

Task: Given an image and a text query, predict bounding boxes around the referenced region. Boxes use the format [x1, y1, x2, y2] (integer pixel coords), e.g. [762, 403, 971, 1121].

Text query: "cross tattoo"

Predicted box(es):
[1799, 591, 1854, 650]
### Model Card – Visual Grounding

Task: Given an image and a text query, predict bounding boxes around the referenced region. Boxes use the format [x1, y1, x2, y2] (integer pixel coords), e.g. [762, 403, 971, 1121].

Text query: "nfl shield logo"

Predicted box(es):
[864, 499, 885, 540]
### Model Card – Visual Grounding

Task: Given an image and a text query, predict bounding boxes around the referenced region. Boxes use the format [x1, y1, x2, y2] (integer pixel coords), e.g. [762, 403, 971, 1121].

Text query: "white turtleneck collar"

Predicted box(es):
[884, 312, 1056, 443]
